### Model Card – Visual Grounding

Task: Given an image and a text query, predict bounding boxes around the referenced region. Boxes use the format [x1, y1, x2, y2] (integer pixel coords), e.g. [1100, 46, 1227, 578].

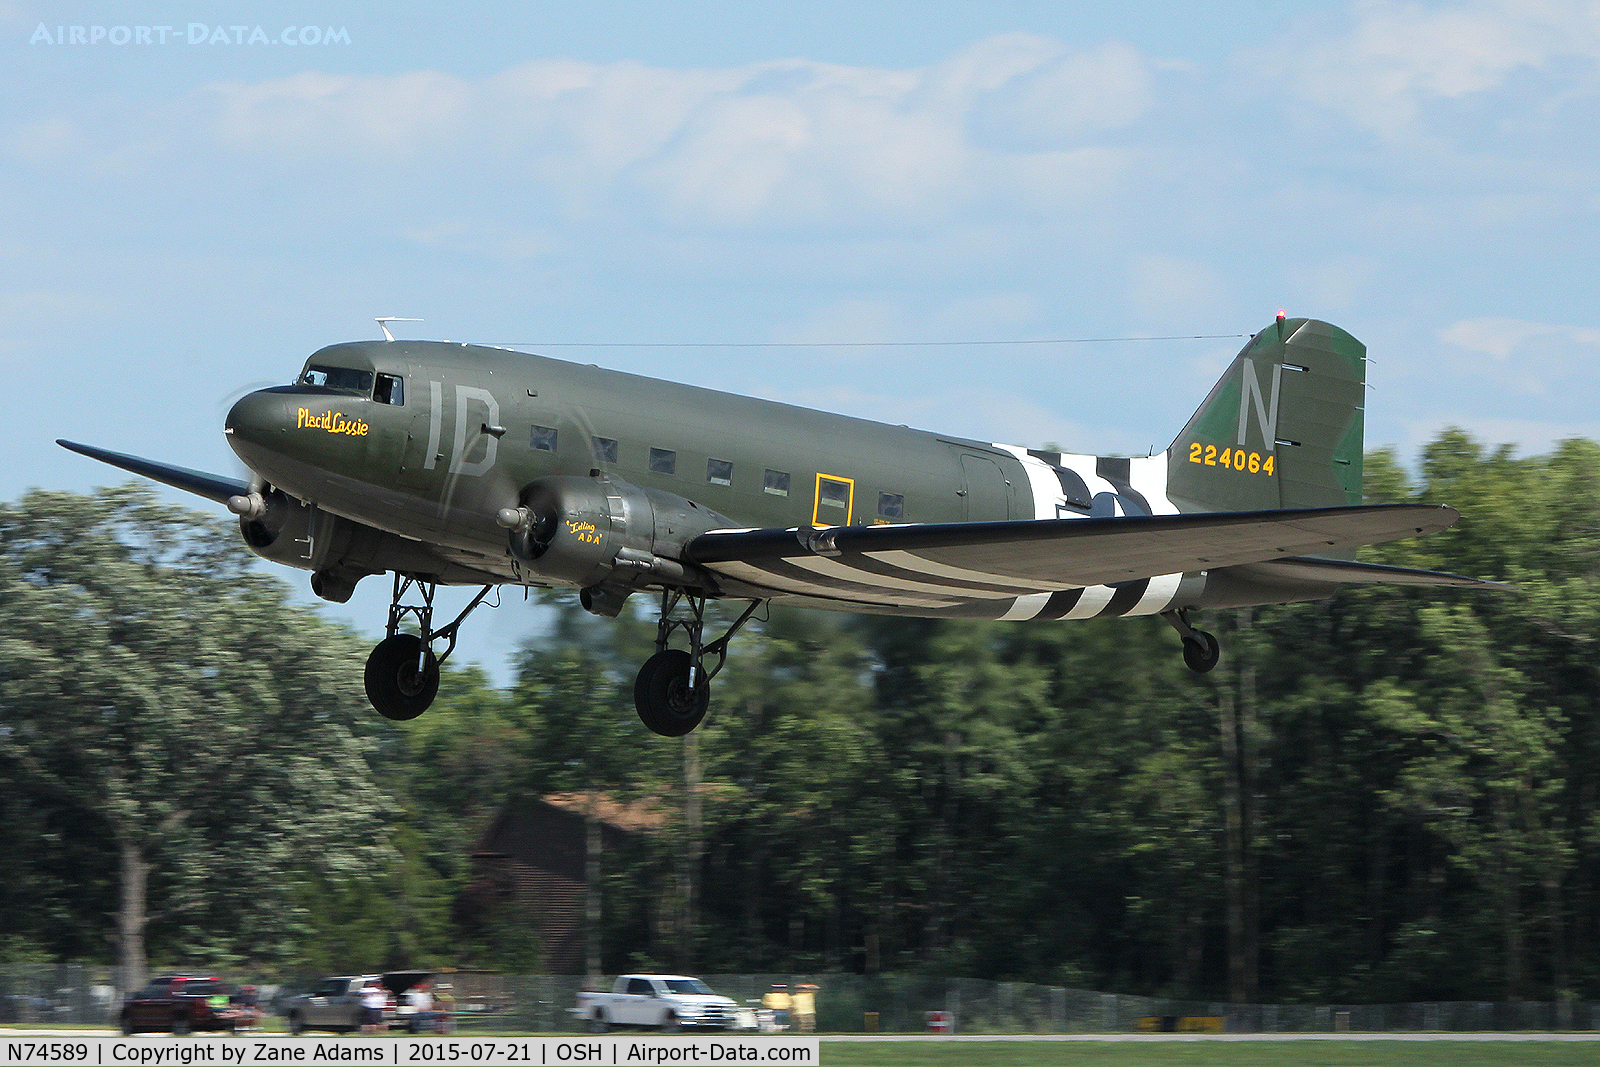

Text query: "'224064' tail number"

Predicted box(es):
[1188, 442, 1275, 476]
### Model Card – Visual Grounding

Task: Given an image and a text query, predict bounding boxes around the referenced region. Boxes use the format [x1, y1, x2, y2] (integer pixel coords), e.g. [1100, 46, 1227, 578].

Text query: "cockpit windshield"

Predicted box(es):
[299, 365, 374, 395]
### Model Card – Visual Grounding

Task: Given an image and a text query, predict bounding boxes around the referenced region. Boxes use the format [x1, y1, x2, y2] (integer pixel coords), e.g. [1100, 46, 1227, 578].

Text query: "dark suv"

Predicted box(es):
[119, 976, 244, 1035]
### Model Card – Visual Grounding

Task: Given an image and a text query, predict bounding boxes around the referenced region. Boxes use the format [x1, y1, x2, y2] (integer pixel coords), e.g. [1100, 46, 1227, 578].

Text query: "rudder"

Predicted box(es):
[1167, 317, 1365, 514]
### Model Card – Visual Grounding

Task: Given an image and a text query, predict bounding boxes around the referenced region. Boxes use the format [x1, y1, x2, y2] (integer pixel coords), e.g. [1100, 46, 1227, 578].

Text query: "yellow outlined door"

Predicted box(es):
[812, 473, 855, 526]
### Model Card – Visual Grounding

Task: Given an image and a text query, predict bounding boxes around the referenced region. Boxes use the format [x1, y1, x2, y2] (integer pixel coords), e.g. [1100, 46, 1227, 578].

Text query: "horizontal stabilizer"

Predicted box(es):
[57, 439, 248, 505]
[1240, 555, 1511, 590]
[687, 504, 1459, 595]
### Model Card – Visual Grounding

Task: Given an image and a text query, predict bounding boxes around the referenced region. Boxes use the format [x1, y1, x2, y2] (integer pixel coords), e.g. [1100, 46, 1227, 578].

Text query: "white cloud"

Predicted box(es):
[1436, 316, 1600, 399]
[1268, 0, 1600, 136]
[34, 34, 1155, 232]
[968, 41, 1154, 150]
[1439, 315, 1600, 359]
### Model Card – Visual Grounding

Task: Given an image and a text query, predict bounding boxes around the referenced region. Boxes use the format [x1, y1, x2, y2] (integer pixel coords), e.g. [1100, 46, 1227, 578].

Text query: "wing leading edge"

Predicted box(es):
[57, 439, 248, 505]
[685, 504, 1488, 607]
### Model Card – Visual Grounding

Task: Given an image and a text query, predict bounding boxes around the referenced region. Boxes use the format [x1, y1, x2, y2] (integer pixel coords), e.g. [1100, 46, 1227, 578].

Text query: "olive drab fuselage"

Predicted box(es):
[226, 337, 1199, 621]
[63, 317, 1491, 728]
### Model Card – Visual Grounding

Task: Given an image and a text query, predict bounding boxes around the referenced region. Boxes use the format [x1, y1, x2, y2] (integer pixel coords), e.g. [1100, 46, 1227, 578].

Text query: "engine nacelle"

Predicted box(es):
[237, 488, 456, 604]
[239, 489, 340, 571]
[505, 474, 732, 594]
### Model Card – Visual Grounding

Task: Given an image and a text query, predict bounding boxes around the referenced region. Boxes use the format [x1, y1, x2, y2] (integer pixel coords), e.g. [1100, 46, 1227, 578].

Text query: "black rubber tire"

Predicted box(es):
[288, 1012, 304, 1036]
[120, 1012, 135, 1036]
[661, 1012, 680, 1033]
[634, 649, 711, 736]
[1182, 630, 1221, 673]
[365, 634, 440, 720]
[172, 1013, 191, 1036]
[590, 1011, 610, 1034]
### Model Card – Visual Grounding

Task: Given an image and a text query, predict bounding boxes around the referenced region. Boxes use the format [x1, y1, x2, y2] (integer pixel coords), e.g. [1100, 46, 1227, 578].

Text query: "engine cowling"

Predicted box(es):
[236, 488, 459, 604]
[504, 474, 733, 600]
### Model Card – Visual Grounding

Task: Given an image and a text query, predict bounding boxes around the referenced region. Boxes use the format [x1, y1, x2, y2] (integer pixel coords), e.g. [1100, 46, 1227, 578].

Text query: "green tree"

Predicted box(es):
[0, 486, 392, 984]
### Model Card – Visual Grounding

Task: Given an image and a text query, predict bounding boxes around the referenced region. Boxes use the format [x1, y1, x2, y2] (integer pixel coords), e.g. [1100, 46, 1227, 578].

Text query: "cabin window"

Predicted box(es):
[649, 448, 677, 475]
[374, 373, 404, 405]
[592, 436, 618, 464]
[707, 458, 733, 486]
[878, 492, 904, 520]
[626, 978, 655, 996]
[763, 469, 790, 496]
[818, 478, 850, 510]
[530, 425, 558, 452]
[298, 365, 374, 396]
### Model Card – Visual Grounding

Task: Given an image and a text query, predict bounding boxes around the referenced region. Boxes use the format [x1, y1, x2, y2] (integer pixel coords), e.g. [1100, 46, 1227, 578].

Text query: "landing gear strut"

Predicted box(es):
[1164, 608, 1220, 674]
[634, 591, 763, 736]
[364, 574, 494, 721]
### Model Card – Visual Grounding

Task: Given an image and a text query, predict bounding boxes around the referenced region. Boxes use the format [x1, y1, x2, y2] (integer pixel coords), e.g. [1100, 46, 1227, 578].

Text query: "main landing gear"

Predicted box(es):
[365, 574, 495, 721]
[634, 591, 764, 737]
[1164, 608, 1220, 674]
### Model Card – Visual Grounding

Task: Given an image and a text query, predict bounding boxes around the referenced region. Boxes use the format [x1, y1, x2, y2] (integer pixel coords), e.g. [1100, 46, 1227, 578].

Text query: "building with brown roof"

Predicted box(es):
[465, 793, 663, 975]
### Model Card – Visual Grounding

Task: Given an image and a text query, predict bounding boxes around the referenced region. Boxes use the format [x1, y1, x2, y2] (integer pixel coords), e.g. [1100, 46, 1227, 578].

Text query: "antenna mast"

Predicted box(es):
[375, 317, 423, 342]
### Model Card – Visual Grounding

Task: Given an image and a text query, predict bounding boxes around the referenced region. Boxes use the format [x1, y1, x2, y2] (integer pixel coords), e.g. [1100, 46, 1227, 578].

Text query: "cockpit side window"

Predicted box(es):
[299, 366, 375, 396]
[374, 373, 404, 405]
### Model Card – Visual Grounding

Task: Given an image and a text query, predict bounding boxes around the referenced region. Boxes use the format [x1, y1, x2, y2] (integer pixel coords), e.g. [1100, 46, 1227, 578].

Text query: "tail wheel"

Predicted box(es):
[1182, 630, 1221, 673]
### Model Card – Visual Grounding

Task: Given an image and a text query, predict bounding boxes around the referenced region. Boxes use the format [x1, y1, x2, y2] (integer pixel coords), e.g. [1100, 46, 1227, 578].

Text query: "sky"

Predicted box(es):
[5, 0, 1600, 682]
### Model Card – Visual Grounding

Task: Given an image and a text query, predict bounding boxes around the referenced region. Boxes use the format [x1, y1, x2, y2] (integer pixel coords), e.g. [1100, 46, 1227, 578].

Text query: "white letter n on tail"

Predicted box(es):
[1237, 358, 1282, 449]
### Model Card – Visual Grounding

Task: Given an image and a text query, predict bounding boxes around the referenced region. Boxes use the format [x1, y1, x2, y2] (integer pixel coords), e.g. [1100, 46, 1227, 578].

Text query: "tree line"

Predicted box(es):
[1, 429, 1598, 1004]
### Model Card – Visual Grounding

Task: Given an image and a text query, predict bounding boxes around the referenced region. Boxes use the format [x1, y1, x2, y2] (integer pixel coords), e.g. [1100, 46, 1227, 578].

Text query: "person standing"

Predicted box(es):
[433, 984, 456, 1035]
[791, 984, 817, 1033]
[404, 982, 436, 1033]
[360, 980, 387, 1035]
[760, 984, 791, 1032]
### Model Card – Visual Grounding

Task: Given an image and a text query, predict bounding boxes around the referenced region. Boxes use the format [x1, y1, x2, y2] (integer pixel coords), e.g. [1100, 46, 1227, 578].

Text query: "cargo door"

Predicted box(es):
[958, 452, 1012, 521]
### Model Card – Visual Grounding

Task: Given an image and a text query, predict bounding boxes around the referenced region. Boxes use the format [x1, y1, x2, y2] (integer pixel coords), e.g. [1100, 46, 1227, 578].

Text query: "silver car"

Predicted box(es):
[282, 975, 382, 1035]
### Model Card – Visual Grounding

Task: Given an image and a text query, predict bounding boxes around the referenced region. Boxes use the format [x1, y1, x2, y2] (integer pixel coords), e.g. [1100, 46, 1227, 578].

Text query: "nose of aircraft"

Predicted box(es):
[225, 388, 298, 474]
[226, 389, 291, 446]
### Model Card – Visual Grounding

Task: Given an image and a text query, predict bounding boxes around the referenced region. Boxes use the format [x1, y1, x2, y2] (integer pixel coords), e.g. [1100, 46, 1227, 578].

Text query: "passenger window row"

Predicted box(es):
[529, 430, 905, 519]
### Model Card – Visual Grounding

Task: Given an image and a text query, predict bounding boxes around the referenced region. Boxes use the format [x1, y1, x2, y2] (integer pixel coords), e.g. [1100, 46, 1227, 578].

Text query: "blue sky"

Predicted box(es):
[6, 1, 1600, 679]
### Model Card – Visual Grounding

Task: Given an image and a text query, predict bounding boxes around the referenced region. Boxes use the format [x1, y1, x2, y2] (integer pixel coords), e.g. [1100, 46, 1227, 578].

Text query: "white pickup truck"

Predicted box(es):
[572, 975, 736, 1032]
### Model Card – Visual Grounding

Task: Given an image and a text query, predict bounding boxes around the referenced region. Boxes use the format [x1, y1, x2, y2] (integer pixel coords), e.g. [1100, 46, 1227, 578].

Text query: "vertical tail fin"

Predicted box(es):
[1167, 317, 1366, 514]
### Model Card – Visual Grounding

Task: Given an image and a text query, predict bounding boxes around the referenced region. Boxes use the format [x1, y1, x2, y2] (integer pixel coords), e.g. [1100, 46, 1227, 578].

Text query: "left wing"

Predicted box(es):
[58, 439, 249, 504]
[685, 504, 1462, 604]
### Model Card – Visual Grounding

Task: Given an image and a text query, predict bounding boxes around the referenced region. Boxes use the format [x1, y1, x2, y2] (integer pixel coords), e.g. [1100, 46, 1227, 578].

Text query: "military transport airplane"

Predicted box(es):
[59, 314, 1495, 735]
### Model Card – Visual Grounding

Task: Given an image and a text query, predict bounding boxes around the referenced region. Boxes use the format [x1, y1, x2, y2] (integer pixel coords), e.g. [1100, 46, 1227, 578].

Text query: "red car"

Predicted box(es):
[119, 976, 247, 1035]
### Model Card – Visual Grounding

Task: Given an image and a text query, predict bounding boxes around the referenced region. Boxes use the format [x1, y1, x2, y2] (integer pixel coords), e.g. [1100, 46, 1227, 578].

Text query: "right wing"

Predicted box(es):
[686, 504, 1469, 608]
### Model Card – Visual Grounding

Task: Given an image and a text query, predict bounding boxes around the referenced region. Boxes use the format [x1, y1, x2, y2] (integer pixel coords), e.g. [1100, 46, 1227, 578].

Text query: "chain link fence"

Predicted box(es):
[2, 964, 1596, 1033]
